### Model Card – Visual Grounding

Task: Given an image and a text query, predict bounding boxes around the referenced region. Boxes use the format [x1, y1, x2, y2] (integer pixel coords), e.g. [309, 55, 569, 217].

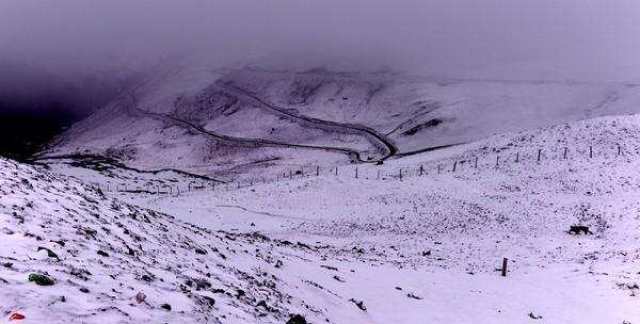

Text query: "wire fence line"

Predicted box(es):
[93, 142, 634, 196]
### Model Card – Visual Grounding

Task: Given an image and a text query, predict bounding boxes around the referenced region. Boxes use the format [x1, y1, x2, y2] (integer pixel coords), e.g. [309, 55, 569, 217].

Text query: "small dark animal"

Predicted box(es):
[568, 225, 592, 235]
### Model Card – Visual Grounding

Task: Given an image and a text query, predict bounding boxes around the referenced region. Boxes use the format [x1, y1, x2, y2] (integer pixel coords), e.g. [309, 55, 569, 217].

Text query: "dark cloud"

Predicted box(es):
[0, 0, 639, 115]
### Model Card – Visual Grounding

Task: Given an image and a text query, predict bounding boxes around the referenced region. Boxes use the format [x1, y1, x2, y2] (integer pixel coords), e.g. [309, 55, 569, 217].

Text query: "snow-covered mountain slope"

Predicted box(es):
[113, 114, 640, 323]
[14, 112, 640, 323]
[0, 157, 378, 324]
[127, 114, 640, 265]
[45, 65, 640, 178]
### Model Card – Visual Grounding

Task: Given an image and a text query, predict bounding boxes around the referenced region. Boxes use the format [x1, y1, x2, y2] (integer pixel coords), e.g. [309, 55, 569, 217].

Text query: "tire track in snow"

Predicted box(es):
[216, 204, 309, 221]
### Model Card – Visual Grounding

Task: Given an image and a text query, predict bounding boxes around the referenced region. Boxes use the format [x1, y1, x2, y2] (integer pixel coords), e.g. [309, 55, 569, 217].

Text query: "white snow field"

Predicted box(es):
[125, 114, 640, 324]
[0, 157, 362, 324]
[11, 113, 640, 323]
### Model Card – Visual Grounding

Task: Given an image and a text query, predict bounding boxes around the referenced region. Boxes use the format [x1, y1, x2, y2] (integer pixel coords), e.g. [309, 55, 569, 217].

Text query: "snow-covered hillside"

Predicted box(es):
[21, 62, 640, 323]
[44, 66, 640, 178]
[1, 157, 376, 324]
[34, 113, 640, 323]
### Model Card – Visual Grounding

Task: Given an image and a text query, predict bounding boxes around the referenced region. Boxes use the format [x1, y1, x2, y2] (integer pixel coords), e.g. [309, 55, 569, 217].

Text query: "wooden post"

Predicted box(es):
[515, 152, 519, 163]
[316, 166, 320, 176]
[419, 165, 424, 176]
[589, 146, 593, 158]
[618, 144, 622, 156]
[399, 168, 403, 180]
[537, 149, 542, 163]
[335, 167, 338, 176]
[474, 156, 478, 169]
[501, 258, 508, 277]
[563, 147, 568, 159]
[452, 161, 457, 172]
[355, 167, 358, 179]
[437, 164, 441, 174]
[495, 155, 500, 169]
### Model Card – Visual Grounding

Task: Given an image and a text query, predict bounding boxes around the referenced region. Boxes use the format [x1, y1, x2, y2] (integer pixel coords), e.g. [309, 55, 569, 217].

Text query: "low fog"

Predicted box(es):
[1, 0, 640, 116]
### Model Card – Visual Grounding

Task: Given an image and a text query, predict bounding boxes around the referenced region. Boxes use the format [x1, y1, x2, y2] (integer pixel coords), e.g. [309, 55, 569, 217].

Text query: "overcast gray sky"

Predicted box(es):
[1, 0, 640, 98]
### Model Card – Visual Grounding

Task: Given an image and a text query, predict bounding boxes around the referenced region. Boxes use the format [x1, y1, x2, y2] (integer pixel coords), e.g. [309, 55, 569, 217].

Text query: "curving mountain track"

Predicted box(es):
[122, 93, 370, 162]
[218, 81, 399, 160]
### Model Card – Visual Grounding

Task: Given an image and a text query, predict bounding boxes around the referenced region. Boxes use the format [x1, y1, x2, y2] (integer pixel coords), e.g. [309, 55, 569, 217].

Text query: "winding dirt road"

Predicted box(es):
[219, 82, 398, 160]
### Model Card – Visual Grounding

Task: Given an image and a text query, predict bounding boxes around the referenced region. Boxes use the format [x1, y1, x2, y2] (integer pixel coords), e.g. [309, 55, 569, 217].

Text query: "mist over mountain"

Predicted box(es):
[2, 0, 640, 111]
[0, 59, 137, 159]
[1, 0, 639, 160]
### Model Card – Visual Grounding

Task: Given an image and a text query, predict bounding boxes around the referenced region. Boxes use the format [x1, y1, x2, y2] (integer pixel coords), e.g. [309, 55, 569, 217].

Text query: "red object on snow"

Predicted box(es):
[9, 312, 26, 321]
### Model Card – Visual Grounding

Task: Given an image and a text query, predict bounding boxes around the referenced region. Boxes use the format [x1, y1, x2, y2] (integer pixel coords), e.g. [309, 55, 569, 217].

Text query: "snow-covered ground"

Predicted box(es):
[45, 66, 640, 176]
[0, 157, 365, 323]
[15, 113, 640, 323]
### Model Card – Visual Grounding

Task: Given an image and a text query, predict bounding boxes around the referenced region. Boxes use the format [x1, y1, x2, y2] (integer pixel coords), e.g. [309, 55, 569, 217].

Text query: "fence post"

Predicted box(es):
[355, 167, 358, 179]
[537, 149, 542, 163]
[474, 156, 478, 169]
[495, 155, 500, 169]
[452, 161, 457, 172]
[589, 146, 593, 158]
[437, 164, 442, 174]
[563, 147, 568, 159]
[515, 152, 519, 163]
[316, 166, 320, 176]
[289, 169, 293, 179]
[618, 144, 622, 156]
[419, 165, 424, 176]
[300, 167, 304, 177]
[399, 168, 403, 180]
[501, 258, 508, 277]
[335, 167, 338, 176]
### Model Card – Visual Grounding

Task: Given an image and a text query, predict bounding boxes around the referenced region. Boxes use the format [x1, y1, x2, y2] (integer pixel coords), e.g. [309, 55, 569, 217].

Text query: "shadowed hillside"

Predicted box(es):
[0, 105, 77, 160]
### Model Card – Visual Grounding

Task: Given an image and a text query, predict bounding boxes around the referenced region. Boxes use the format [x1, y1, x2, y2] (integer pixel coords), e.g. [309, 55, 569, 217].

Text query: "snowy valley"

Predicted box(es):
[3, 101, 640, 322]
[5, 1, 640, 323]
